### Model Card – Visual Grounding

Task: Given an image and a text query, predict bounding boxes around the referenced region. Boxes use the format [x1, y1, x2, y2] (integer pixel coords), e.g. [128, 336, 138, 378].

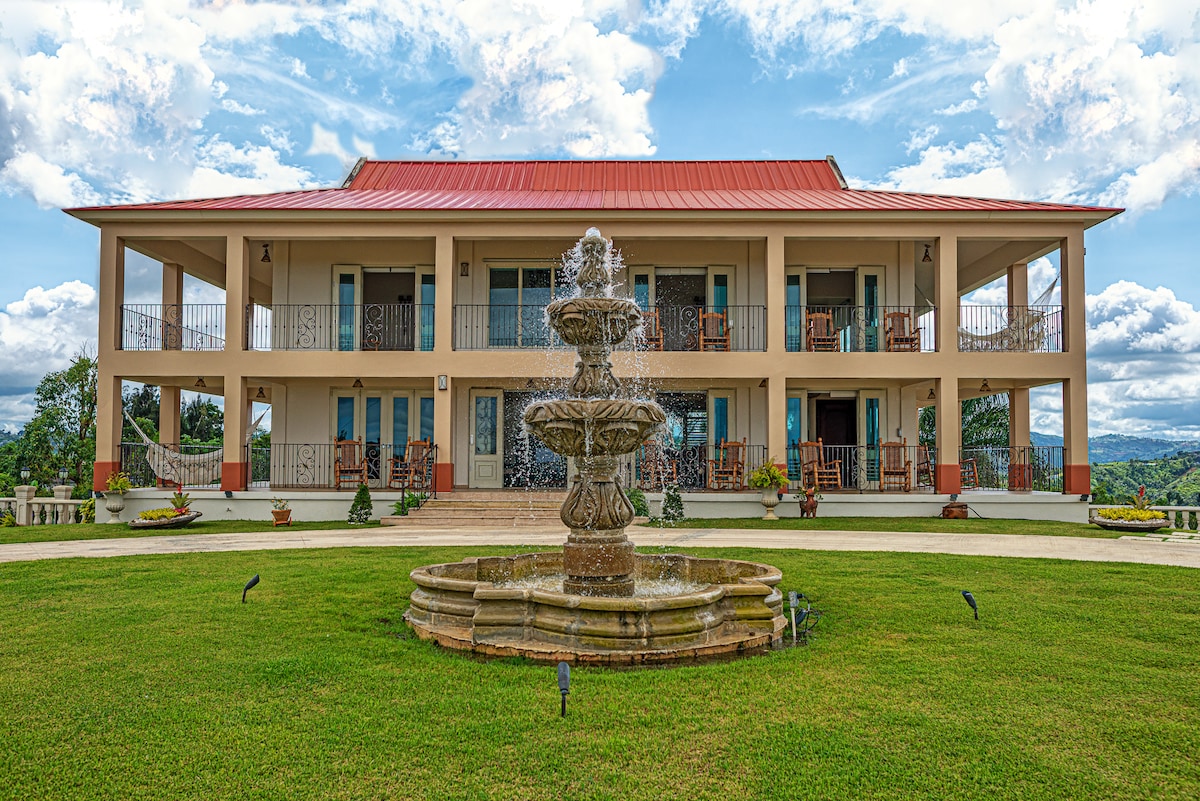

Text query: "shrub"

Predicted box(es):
[79, 498, 95, 524]
[1, 510, 15, 527]
[661, 484, 684, 523]
[138, 507, 181, 521]
[626, 487, 649, 517]
[105, 472, 132, 494]
[348, 484, 373, 524]
[390, 492, 426, 516]
[1097, 507, 1166, 521]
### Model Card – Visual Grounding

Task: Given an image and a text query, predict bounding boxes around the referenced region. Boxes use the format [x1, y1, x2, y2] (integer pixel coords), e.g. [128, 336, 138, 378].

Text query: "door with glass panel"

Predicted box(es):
[469, 390, 504, 488]
[488, 265, 566, 348]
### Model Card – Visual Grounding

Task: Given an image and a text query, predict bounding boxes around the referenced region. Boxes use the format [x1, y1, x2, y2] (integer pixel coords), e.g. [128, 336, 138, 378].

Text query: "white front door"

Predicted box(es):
[469, 390, 503, 488]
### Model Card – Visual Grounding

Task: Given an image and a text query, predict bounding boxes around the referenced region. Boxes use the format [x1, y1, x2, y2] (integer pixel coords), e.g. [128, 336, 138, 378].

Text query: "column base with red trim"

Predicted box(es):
[433, 463, 453, 493]
[94, 461, 121, 493]
[935, 464, 961, 495]
[1064, 464, 1091, 496]
[221, 462, 248, 492]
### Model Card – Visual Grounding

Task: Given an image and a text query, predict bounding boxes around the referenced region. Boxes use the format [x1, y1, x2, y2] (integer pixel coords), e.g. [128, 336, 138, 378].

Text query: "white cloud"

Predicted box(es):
[890, 58, 909, 79]
[221, 98, 264, 116]
[305, 123, 357, 168]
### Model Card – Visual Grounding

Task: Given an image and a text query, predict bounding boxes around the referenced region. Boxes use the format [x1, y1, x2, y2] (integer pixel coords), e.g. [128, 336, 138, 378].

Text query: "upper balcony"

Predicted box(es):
[246, 304, 435, 351]
[452, 304, 767, 351]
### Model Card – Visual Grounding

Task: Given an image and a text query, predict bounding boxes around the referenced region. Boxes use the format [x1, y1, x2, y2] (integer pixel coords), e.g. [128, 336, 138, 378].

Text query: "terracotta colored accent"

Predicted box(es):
[93, 461, 121, 492]
[936, 464, 962, 494]
[1065, 464, 1091, 495]
[432, 462, 453, 493]
[221, 462, 248, 492]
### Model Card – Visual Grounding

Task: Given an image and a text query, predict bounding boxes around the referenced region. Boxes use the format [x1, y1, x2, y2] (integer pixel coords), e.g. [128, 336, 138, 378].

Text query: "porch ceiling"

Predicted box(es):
[958, 238, 1060, 295]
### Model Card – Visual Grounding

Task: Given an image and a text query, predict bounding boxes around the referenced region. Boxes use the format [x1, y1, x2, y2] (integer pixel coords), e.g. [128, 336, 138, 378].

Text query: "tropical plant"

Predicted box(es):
[105, 471, 132, 495]
[1097, 507, 1166, 522]
[748, 460, 789, 490]
[170, 491, 191, 512]
[271, 498, 290, 511]
[347, 484, 373, 524]
[137, 508, 182, 521]
[390, 492, 426, 516]
[79, 498, 95, 524]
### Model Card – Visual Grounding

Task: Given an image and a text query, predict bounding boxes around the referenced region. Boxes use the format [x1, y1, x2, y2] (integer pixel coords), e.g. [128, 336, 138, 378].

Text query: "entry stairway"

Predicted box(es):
[380, 490, 568, 528]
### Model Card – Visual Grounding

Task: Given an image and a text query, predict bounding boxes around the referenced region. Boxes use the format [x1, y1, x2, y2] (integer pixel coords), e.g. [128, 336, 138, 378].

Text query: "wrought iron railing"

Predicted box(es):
[632, 443, 768, 491]
[784, 443, 938, 493]
[248, 442, 438, 490]
[784, 305, 936, 352]
[959, 446, 1064, 492]
[958, 305, 1063, 353]
[246, 304, 435, 351]
[120, 442, 224, 488]
[453, 304, 766, 351]
[121, 304, 225, 351]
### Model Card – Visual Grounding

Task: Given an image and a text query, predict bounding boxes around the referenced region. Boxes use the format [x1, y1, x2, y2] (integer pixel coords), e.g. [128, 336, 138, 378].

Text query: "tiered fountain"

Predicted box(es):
[406, 229, 786, 664]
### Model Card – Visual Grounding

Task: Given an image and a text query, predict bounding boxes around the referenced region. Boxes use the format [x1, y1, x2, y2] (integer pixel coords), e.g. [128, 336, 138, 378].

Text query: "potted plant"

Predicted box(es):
[171, 490, 191, 515]
[1089, 485, 1170, 532]
[748, 460, 789, 520]
[271, 497, 292, 527]
[103, 471, 132, 524]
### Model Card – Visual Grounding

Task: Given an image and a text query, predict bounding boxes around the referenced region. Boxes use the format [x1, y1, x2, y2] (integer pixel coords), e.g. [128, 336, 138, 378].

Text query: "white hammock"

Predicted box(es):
[958, 278, 1058, 352]
[124, 411, 267, 487]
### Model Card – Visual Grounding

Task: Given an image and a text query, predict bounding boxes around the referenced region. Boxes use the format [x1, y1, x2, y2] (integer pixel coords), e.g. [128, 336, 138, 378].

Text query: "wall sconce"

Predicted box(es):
[979, 378, 990, 393]
[352, 378, 363, 388]
[255, 386, 266, 399]
[921, 244, 932, 263]
[927, 388, 936, 400]
[758, 378, 768, 388]
[437, 375, 448, 390]
[261, 244, 272, 263]
[194, 377, 207, 389]
[460, 262, 470, 277]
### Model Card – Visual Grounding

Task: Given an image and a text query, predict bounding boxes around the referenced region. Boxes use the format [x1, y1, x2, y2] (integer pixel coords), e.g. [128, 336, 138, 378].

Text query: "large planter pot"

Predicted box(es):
[272, 509, 292, 527]
[128, 511, 203, 529]
[759, 487, 782, 520]
[103, 493, 126, 524]
[1089, 516, 1170, 533]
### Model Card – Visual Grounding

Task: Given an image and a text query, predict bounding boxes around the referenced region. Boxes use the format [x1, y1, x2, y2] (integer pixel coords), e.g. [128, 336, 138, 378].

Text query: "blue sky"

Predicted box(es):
[1, 0, 1198, 439]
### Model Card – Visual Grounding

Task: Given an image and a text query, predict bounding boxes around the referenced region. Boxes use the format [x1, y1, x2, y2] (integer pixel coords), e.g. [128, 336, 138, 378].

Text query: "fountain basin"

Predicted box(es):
[523, 398, 666, 457]
[406, 552, 787, 664]
[546, 296, 642, 346]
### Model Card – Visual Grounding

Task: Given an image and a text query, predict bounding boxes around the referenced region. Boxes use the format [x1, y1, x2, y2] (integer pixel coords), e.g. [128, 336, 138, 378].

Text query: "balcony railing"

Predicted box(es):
[785, 443, 938, 492]
[958, 305, 1063, 353]
[246, 304, 435, 351]
[453, 305, 767, 351]
[121, 304, 225, 351]
[249, 442, 437, 490]
[959, 446, 1064, 492]
[120, 442, 224, 488]
[785, 306, 936, 352]
[632, 443, 769, 490]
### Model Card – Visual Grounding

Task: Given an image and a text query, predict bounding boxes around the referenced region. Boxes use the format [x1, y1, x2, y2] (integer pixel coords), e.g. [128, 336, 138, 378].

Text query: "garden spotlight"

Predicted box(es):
[242, 574, 260, 603]
[961, 590, 978, 620]
[557, 661, 570, 717]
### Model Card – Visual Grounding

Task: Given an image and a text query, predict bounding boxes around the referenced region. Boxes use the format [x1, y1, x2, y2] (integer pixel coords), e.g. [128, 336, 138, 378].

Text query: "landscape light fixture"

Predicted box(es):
[961, 590, 979, 620]
[557, 661, 570, 717]
[927, 388, 936, 400]
[979, 378, 990, 393]
[352, 378, 363, 388]
[922, 244, 932, 263]
[58, 466, 69, 483]
[224, 490, 233, 499]
[20, 466, 30, 481]
[242, 574, 260, 603]
[255, 386, 266, 399]
[194, 377, 206, 389]
[260, 244, 271, 263]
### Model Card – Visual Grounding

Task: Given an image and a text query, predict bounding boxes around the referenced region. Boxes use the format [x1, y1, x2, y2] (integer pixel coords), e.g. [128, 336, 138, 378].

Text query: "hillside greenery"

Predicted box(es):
[1091, 451, 1200, 506]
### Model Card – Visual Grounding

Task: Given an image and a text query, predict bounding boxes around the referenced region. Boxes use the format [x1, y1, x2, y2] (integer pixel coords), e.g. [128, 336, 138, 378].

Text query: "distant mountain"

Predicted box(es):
[1031, 432, 1200, 464]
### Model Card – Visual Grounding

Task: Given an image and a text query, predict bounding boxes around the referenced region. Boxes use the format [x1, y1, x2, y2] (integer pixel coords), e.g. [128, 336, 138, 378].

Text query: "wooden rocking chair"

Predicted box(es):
[884, 311, 921, 352]
[334, 437, 369, 489]
[638, 439, 677, 490]
[880, 438, 912, 492]
[640, 308, 664, 351]
[799, 439, 842, 491]
[915, 445, 935, 488]
[707, 438, 746, 490]
[387, 438, 432, 490]
[806, 311, 840, 352]
[699, 309, 730, 351]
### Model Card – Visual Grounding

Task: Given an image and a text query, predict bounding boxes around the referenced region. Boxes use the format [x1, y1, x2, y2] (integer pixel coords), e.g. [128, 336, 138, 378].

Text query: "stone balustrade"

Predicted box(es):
[1, 485, 86, 525]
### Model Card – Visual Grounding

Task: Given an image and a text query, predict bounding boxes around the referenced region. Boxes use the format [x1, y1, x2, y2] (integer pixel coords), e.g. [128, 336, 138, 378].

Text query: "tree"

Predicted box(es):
[122, 383, 160, 443]
[180, 395, 223, 444]
[919, 395, 1010, 450]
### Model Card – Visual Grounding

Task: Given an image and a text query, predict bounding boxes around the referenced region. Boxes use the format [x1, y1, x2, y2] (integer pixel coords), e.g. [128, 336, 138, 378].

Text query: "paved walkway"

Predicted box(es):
[2, 525, 1199, 568]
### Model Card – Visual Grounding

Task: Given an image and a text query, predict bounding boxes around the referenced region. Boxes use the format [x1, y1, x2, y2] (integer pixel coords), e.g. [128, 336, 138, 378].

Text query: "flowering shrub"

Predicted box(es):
[1097, 507, 1166, 521]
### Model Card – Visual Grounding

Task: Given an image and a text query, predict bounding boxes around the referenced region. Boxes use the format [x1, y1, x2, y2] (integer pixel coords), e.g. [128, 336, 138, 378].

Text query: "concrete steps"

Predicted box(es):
[381, 490, 567, 528]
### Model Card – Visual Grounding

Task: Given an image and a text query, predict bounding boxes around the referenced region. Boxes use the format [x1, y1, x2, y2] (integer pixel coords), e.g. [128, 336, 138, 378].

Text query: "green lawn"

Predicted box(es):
[2, 545, 1197, 800]
[649, 516, 1120, 538]
[0, 518, 381, 545]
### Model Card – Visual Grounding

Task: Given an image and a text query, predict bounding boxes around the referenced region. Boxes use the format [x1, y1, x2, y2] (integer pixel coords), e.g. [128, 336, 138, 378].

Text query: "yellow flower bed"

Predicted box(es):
[1097, 507, 1166, 522]
[137, 507, 183, 521]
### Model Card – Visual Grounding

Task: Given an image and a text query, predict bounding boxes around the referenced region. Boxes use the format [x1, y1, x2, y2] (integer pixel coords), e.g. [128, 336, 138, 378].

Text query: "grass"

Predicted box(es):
[649, 516, 1120, 538]
[0, 518, 381, 545]
[2, 545, 1198, 800]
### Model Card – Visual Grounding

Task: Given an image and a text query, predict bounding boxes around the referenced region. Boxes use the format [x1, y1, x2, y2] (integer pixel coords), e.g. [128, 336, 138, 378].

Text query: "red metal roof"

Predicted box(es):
[67, 160, 1123, 216]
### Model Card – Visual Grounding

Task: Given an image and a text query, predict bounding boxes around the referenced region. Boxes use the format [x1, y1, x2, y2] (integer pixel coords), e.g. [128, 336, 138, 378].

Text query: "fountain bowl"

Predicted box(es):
[406, 551, 787, 665]
[546, 296, 642, 347]
[523, 398, 666, 458]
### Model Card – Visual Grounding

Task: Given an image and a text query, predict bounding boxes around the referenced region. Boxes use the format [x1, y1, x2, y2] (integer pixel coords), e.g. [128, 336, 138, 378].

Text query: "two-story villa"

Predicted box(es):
[68, 158, 1120, 519]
